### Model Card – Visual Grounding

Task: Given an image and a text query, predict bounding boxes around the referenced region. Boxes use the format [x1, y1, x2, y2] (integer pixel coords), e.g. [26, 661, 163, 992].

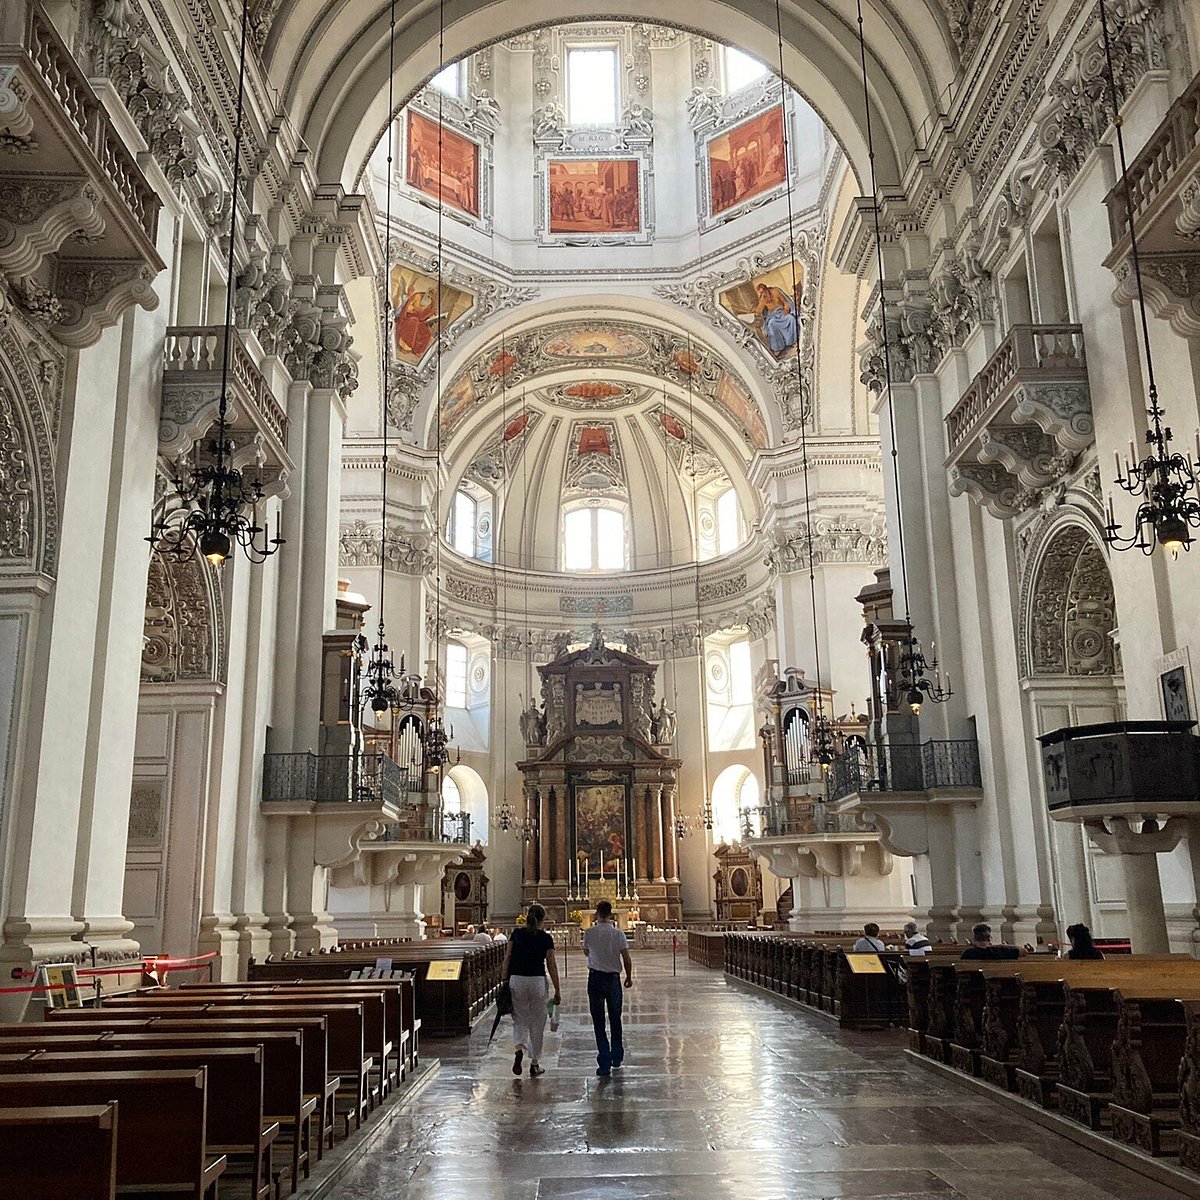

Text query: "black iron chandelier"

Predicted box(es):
[854, 0, 950, 714]
[361, 0, 404, 717]
[147, 0, 283, 567]
[1098, 0, 1200, 558]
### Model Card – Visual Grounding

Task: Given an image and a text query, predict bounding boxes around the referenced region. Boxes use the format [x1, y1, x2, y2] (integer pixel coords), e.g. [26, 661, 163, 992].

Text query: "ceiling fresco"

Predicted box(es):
[439, 317, 769, 450]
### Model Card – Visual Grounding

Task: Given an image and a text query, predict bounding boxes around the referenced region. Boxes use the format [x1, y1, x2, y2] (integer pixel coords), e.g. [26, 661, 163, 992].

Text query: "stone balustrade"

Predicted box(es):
[160, 325, 293, 485]
[945, 323, 1093, 519]
[0, 3, 163, 346]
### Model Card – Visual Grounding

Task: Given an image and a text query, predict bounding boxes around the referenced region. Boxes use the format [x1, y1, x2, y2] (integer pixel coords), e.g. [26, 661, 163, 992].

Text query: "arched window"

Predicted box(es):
[441, 775, 462, 814]
[723, 46, 768, 93]
[562, 505, 627, 572]
[711, 765, 762, 844]
[445, 641, 468, 708]
[449, 489, 478, 558]
[715, 487, 741, 555]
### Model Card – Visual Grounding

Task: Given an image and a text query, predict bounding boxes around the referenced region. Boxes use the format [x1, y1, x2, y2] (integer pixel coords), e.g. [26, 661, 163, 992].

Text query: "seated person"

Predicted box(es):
[903, 920, 933, 955]
[960, 922, 1019, 960]
[852, 922, 886, 953]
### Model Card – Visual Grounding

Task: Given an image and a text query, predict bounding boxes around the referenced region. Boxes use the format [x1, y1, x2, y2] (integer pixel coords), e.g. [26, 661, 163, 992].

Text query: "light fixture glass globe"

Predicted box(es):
[906, 687, 923, 716]
[1157, 515, 1189, 559]
[200, 529, 231, 565]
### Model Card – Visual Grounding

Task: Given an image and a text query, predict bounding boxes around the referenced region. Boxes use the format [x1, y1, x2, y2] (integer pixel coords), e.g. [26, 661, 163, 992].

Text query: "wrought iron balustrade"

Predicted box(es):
[262, 750, 405, 805]
[754, 799, 876, 837]
[826, 740, 982, 802]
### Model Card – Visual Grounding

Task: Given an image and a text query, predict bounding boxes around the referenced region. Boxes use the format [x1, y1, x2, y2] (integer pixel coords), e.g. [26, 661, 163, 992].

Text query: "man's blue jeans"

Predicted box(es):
[587, 969, 624, 1071]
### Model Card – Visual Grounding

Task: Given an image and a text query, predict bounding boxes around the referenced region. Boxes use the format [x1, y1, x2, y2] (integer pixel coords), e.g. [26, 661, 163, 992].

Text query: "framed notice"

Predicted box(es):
[844, 953, 886, 975]
[38, 962, 82, 1008]
[426, 960, 463, 981]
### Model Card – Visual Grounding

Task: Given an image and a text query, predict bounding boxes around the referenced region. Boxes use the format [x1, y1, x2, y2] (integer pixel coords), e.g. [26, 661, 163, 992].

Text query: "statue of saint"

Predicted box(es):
[519, 702, 542, 746]
[652, 698, 677, 745]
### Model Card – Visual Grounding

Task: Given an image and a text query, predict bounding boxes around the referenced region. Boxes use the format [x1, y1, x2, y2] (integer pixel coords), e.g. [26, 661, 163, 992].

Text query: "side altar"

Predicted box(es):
[518, 629, 683, 924]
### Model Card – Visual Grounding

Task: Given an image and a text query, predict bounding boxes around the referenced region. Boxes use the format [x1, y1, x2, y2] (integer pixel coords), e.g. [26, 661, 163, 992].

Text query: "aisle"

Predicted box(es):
[334, 951, 1186, 1200]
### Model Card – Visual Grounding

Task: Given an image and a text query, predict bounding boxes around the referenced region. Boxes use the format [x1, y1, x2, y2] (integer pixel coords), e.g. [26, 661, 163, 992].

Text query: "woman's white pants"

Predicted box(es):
[510, 974, 548, 1060]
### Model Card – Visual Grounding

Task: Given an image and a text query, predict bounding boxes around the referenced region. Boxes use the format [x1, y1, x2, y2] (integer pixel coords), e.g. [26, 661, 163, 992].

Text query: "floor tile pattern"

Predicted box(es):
[334, 951, 1188, 1199]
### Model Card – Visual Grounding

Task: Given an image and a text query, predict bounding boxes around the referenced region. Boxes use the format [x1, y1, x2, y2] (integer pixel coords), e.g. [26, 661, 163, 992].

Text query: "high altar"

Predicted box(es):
[518, 630, 683, 924]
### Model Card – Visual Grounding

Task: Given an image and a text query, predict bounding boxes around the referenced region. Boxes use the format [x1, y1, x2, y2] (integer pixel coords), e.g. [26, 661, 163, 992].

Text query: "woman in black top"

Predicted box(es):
[502, 904, 561, 1077]
[1066, 923, 1104, 960]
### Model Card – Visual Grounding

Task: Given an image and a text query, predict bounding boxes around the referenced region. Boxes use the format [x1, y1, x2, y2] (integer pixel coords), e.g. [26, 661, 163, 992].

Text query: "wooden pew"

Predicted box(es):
[687, 930, 726, 969]
[0, 1029, 312, 1194]
[45, 1009, 336, 1160]
[249, 941, 502, 1037]
[0, 1048, 275, 1200]
[178, 981, 409, 1096]
[1054, 966, 1200, 1131]
[96, 994, 371, 1138]
[1175, 1000, 1200, 1174]
[0, 1070, 225, 1199]
[1107, 982, 1200, 1156]
[0, 1104, 118, 1200]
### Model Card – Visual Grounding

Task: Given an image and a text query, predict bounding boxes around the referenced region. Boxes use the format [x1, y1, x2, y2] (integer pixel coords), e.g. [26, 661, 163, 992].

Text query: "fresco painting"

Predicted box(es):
[548, 159, 640, 234]
[718, 260, 804, 359]
[707, 106, 788, 216]
[406, 110, 480, 217]
[543, 329, 649, 359]
[390, 264, 472, 366]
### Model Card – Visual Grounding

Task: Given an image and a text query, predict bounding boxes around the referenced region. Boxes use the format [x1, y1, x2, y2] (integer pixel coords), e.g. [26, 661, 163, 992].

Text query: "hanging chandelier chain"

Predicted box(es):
[854, 0, 949, 712]
[147, 0, 282, 567]
[1098, 0, 1200, 559]
[775, 0, 832, 764]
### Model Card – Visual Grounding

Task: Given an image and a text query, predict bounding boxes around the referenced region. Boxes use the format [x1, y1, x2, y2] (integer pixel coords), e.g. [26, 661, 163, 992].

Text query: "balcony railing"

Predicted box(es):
[826, 740, 982, 803]
[945, 324, 1087, 457]
[1105, 68, 1200, 244]
[748, 799, 875, 838]
[262, 751, 404, 806]
[374, 809, 472, 844]
[21, 5, 159, 243]
[164, 326, 289, 447]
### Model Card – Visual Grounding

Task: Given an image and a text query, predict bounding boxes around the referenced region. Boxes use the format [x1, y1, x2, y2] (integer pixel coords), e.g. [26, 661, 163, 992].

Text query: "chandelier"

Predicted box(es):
[853, 0, 950, 714]
[361, 0, 404, 717]
[897, 633, 951, 717]
[147, 0, 283, 568]
[1097, 0, 1200, 558]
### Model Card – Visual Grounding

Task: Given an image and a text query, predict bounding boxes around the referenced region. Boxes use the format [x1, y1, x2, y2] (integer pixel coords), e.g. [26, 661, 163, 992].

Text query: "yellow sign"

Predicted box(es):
[844, 953, 886, 975]
[425, 960, 463, 981]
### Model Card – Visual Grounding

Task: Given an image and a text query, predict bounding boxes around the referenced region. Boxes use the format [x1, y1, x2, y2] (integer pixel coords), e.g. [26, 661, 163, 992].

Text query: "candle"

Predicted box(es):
[1114, 449, 1122, 481]
[1129, 439, 1137, 468]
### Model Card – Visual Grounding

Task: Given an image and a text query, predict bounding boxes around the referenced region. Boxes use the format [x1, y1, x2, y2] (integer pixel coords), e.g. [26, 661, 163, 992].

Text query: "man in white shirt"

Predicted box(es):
[903, 921, 933, 955]
[490, 926, 508, 945]
[851, 922, 886, 953]
[582, 900, 633, 1077]
[468, 924, 493, 945]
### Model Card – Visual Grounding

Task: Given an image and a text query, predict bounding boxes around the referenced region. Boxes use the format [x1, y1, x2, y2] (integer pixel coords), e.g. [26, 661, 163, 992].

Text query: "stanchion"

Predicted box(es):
[672, 934, 677, 976]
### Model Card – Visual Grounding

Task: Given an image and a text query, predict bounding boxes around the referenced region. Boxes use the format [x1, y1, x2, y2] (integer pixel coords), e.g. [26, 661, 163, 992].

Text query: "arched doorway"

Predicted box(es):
[444, 762, 489, 844]
[711, 763, 761, 845]
[1022, 519, 1123, 940]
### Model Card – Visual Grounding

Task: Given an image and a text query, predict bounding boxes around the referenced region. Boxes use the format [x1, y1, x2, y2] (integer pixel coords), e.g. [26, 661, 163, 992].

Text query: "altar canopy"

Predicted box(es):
[518, 630, 683, 924]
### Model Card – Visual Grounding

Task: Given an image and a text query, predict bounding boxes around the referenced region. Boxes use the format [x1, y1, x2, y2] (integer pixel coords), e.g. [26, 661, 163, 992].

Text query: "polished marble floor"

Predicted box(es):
[336, 951, 1188, 1199]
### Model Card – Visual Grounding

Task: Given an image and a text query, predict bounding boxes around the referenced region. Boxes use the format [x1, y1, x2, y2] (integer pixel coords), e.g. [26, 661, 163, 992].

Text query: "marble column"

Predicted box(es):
[633, 784, 649, 882]
[553, 786, 567, 884]
[538, 789, 551, 883]
[662, 786, 679, 881]
[650, 787, 665, 882]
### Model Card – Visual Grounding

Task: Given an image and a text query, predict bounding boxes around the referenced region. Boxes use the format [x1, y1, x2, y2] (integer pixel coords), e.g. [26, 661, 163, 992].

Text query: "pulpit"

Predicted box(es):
[518, 629, 683, 923]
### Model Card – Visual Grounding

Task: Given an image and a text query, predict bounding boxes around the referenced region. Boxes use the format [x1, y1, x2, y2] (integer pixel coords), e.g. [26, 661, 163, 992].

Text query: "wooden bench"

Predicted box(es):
[96, 994, 371, 1139]
[0, 1047, 275, 1200]
[0, 1028, 313, 1194]
[0, 1104, 118, 1200]
[1049, 965, 1200, 1130]
[0, 1070, 225, 1199]
[687, 931, 726, 969]
[178, 982, 408, 1097]
[1107, 982, 1200, 1156]
[46, 1009, 336, 1160]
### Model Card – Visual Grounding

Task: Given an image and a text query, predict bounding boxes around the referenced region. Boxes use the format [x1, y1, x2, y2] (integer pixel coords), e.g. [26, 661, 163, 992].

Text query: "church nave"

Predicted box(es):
[330, 954, 1178, 1200]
